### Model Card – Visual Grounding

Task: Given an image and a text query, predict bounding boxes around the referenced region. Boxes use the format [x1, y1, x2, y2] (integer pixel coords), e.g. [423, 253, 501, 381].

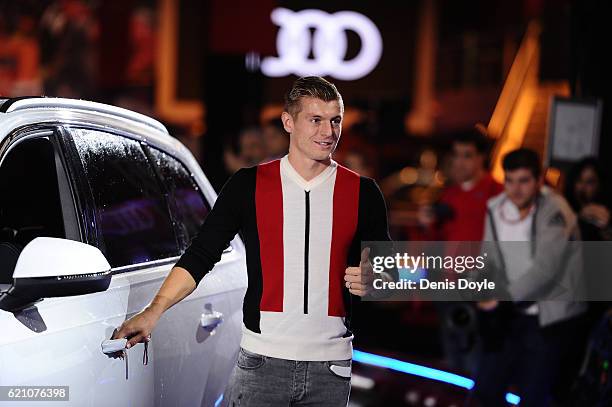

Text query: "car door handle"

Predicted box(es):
[101, 338, 128, 354]
[200, 310, 223, 332]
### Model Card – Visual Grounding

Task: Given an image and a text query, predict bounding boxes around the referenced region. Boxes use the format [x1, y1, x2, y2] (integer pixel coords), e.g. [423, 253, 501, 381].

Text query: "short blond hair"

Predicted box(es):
[284, 76, 344, 117]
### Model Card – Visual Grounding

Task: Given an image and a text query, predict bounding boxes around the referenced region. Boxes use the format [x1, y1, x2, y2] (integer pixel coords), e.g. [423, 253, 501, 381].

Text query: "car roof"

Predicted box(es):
[0, 97, 192, 160]
[0, 97, 167, 134]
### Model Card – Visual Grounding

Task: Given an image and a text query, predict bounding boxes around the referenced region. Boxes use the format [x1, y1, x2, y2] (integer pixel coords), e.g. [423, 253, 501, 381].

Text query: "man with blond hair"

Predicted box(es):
[113, 76, 395, 406]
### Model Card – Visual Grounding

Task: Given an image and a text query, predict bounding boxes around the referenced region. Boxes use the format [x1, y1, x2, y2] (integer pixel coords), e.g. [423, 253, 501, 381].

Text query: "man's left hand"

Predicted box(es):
[344, 247, 375, 297]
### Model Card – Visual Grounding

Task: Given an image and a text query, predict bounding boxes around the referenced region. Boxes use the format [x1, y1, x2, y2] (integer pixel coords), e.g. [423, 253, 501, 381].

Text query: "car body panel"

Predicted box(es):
[0, 98, 247, 406]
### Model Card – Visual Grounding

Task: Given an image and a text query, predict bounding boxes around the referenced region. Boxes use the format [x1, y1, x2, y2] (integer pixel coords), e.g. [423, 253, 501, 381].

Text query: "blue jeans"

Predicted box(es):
[225, 347, 351, 406]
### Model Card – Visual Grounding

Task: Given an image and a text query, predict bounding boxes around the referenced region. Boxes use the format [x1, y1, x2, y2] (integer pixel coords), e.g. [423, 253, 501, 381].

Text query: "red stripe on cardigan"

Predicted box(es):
[256, 160, 284, 312]
[328, 166, 360, 316]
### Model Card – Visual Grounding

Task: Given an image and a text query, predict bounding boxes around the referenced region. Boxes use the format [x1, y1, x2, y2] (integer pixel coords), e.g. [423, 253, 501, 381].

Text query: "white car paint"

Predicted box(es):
[0, 98, 247, 406]
[13, 237, 110, 279]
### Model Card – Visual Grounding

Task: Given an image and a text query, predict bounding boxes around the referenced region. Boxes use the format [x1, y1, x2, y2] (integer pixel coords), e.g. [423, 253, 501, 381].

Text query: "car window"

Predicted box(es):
[147, 147, 211, 250]
[0, 135, 66, 283]
[71, 129, 179, 268]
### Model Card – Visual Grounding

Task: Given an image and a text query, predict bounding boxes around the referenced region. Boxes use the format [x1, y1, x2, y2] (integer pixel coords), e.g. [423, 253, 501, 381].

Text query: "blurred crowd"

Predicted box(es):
[0, 0, 154, 112]
[399, 129, 611, 407]
[0, 0, 98, 98]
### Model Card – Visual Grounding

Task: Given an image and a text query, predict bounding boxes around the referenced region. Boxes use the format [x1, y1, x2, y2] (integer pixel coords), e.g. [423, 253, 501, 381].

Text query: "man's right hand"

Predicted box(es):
[112, 304, 163, 349]
[110, 266, 197, 349]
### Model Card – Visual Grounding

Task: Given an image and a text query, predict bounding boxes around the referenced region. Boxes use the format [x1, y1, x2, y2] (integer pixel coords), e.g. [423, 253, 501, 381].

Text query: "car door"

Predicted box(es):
[143, 145, 247, 407]
[0, 127, 141, 407]
[66, 127, 247, 407]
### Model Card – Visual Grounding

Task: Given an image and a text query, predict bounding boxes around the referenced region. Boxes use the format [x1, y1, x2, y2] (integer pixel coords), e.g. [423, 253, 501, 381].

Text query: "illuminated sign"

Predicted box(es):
[261, 8, 383, 81]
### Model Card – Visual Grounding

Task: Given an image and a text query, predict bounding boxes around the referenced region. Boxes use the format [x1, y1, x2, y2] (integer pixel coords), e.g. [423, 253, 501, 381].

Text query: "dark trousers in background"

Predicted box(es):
[436, 301, 481, 376]
[468, 309, 583, 407]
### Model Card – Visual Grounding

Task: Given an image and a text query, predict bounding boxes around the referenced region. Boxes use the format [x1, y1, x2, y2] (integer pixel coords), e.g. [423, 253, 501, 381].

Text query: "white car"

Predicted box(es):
[0, 98, 247, 406]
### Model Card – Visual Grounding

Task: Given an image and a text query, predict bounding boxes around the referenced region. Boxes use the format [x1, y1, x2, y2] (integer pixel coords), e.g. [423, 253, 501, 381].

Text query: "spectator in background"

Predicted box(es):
[39, 0, 98, 98]
[0, 10, 41, 96]
[114, 5, 157, 116]
[469, 148, 586, 407]
[418, 128, 502, 241]
[564, 157, 612, 241]
[224, 126, 267, 173]
[261, 118, 289, 162]
[562, 157, 612, 399]
[417, 128, 502, 376]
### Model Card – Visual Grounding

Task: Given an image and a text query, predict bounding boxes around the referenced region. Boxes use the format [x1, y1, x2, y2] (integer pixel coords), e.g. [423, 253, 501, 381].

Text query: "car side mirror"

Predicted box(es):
[0, 237, 111, 312]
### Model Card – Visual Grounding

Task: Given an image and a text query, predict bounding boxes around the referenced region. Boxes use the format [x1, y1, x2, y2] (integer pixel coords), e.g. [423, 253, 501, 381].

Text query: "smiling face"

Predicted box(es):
[281, 96, 343, 163]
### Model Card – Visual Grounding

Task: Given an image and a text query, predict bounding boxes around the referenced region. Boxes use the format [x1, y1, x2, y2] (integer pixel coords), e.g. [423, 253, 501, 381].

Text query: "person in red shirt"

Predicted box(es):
[418, 128, 502, 376]
[419, 129, 502, 241]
